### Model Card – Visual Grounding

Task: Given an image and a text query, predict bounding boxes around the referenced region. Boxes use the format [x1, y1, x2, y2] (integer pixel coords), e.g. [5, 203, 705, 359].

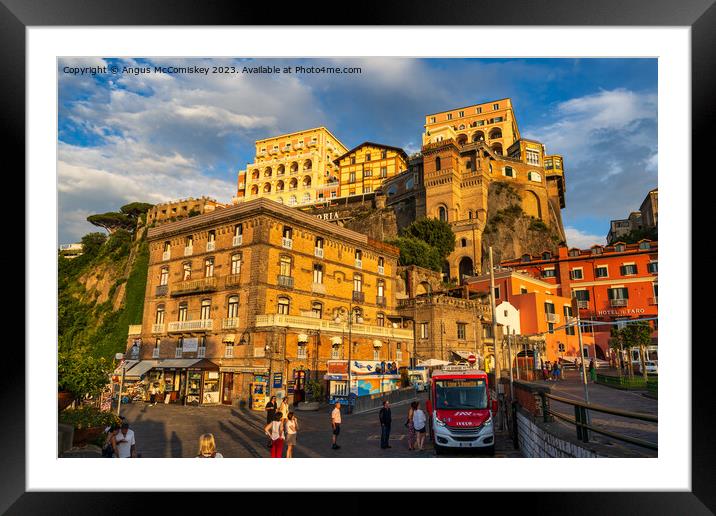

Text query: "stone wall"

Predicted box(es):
[516, 408, 602, 458]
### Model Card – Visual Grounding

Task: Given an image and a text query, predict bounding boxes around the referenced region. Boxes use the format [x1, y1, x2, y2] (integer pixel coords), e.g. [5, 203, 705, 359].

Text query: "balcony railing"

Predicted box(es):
[152, 348, 160, 358]
[184, 246, 193, 257]
[128, 324, 142, 336]
[225, 346, 234, 358]
[545, 313, 560, 324]
[314, 247, 324, 258]
[352, 291, 365, 303]
[197, 347, 206, 358]
[167, 319, 213, 333]
[175, 348, 183, 358]
[225, 273, 241, 288]
[282, 237, 293, 249]
[255, 313, 413, 340]
[610, 299, 628, 307]
[278, 275, 294, 288]
[376, 296, 386, 307]
[354, 259, 363, 269]
[162, 250, 171, 261]
[233, 235, 243, 246]
[576, 300, 589, 309]
[378, 266, 384, 275]
[222, 318, 240, 329]
[170, 277, 218, 296]
[649, 297, 658, 305]
[156, 284, 169, 297]
[206, 241, 216, 252]
[151, 323, 165, 334]
[312, 283, 326, 294]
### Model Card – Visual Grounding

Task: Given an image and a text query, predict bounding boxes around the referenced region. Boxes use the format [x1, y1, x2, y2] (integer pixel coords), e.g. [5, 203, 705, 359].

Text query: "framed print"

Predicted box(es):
[7, 0, 713, 513]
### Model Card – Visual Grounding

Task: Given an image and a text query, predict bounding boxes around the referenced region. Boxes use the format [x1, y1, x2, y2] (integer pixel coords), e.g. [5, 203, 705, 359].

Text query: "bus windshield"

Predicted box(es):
[434, 379, 488, 410]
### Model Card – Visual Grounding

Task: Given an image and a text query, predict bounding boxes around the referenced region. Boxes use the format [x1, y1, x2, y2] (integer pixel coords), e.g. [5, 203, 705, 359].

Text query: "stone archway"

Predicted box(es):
[522, 190, 542, 219]
[458, 256, 474, 282]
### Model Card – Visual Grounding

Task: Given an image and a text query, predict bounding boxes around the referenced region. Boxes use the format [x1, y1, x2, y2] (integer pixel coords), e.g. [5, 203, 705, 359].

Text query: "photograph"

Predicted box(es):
[56, 56, 659, 460]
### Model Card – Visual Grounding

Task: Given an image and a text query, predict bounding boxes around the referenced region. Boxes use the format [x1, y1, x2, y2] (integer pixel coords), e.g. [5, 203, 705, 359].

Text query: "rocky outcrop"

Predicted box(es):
[342, 206, 399, 242]
[480, 182, 564, 271]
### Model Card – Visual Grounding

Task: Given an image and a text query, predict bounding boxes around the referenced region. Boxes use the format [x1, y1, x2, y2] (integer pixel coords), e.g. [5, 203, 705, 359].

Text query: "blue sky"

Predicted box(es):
[58, 57, 657, 246]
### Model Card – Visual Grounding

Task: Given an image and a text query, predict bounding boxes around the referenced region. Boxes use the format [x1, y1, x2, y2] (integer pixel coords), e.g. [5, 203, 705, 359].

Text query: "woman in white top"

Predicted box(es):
[285, 411, 299, 458]
[265, 412, 285, 458]
[412, 402, 427, 451]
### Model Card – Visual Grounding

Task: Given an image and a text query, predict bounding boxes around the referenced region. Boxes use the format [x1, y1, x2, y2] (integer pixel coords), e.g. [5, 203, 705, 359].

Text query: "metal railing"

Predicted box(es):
[225, 273, 241, 288]
[545, 313, 560, 323]
[352, 291, 365, 303]
[577, 300, 589, 309]
[222, 318, 240, 329]
[167, 319, 213, 333]
[282, 237, 293, 249]
[610, 299, 628, 307]
[162, 251, 171, 261]
[376, 296, 386, 307]
[171, 276, 218, 296]
[155, 284, 169, 297]
[184, 246, 193, 257]
[277, 275, 294, 288]
[151, 323, 165, 334]
[255, 313, 413, 339]
[539, 391, 657, 451]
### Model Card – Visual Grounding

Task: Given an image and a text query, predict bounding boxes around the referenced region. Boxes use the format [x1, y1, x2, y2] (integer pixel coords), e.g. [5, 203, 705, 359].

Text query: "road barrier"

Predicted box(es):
[352, 387, 417, 414]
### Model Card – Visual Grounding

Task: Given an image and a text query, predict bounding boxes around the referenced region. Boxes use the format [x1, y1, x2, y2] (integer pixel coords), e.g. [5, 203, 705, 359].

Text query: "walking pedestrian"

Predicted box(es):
[331, 402, 342, 450]
[115, 422, 136, 458]
[102, 424, 119, 458]
[285, 412, 299, 458]
[589, 358, 596, 383]
[553, 362, 561, 382]
[379, 400, 392, 449]
[541, 362, 549, 381]
[265, 395, 277, 447]
[406, 401, 417, 451]
[264, 412, 285, 458]
[413, 401, 427, 451]
[150, 383, 158, 405]
[278, 397, 290, 423]
[196, 433, 223, 458]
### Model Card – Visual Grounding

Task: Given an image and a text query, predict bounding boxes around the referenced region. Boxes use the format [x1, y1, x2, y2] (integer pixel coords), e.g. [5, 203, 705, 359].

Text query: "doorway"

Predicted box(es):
[222, 373, 234, 405]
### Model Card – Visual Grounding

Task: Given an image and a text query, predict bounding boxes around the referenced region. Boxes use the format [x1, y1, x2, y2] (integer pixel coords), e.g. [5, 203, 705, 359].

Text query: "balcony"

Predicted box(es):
[255, 313, 413, 340]
[233, 235, 243, 247]
[378, 266, 384, 275]
[610, 299, 628, 307]
[225, 273, 241, 288]
[270, 149, 279, 155]
[282, 237, 293, 249]
[314, 247, 324, 258]
[151, 323, 165, 334]
[277, 275, 295, 288]
[307, 140, 317, 147]
[225, 346, 234, 358]
[352, 291, 365, 303]
[312, 282, 326, 294]
[222, 318, 240, 329]
[376, 296, 386, 307]
[207, 241, 216, 252]
[167, 319, 213, 333]
[576, 300, 589, 309]
[648, 297, 658, 306]
[184, 246, 193, 257]
[152, 348, 160, 358]
[128, 324, 142, 336]
[354, 259, 362, 269]
[197, 347, 206, 358]
[295, 143, 304, 150]
[155, 284, 169, 297]
[545, 313, 560, 324]
[170, 276, 218, 297]
[162, 250, 171, 261]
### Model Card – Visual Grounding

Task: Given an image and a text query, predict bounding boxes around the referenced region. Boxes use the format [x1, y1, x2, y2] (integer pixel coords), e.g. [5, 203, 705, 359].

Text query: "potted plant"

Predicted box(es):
[297, 379, 324, 411]
[58, 348, 113, 409]
[59, 405, 122, 446]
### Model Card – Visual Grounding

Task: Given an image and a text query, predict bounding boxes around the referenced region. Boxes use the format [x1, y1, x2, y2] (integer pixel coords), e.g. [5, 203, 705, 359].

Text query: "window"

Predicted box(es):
[364, 168, 372, 177]
[186, 235, 193, 248]
[430, 117, 436, 124]
[381, 150, 387, 159]
[155, 305, 165, 324]
[312, 302, 323, 319]
[461, 238, 467, 248]
[153, 339, 161, 358]
[377, 313, 385, 327]
[527, 171, 542, 182]
[280, 256, 292, 277]
[277, 297, 290, 315]
[159, 267, 169, 286]
[595, 266, 608, 278]
[457, 323, 467, 340]
[564, 306, 575, 335]
[621, 264, 638, 275]
[542, 268, 556, 278]
[378, 257, 385, 275]
[377, 280, 385, 298]
[639, 241, 651, 250]
[494, 286, 500, 299]
[573, 289, 590, 301]
[544, 302, 556, 315]
[476, 107, 482, 114]
[353, 274, 363, 292]
[570, 268, 583, 280]
[373, 348, 380, 361]
[313, 264, 323, 284]
[648, 261, 658, 273]
[420, 322, 429, 339]
[493, 103, 499, 110]
[231, 254, 242, 275]
[350, 156, 356, 165]
[178, 302, 188, 321]
[548, 322, 555, 334]
[204, 257, 214, 277]
[163, 241, 171, 252]
[183, 262, 192, 281]
[615, 244, 626, 252]
[504, 166, 514, 178]
[447, 113, 453, 120]
[227, 296, 239, 318]
[365, 152, 371, 161]
[200, 299, 211, 320]
[458, 110, 465, 117]
[435, 157, 441, 171]
[438, 206, 448, 222]
[176, 339, 183, 358]
[520, 287, 528, 294]
[608, 287, 629, 300]
[569, 249, 580, 257]
[349, 171, 356, 183]
[380, 167, 387, 178]
[592, 246, 603, 255]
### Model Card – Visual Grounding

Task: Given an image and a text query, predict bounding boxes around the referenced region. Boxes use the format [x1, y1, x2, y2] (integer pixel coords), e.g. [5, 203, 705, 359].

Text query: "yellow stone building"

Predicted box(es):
[334, 142, 408, 198]
[128, 198, 413, 406]
[236, 127, 348, 207]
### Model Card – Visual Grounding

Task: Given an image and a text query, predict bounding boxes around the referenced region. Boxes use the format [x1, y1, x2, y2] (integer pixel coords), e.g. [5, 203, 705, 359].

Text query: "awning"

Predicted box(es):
[450, 350, 472, 360]
[297, 333, 309, 343]
[331, 336, 342, 346]
[417, 358, 449, 367]
[223, 334, 235, 343]
[113, 360, 139, 375]
[372, 339, 383, 348]
[125, 360, 160, 379]
[152, 358, 219, 370]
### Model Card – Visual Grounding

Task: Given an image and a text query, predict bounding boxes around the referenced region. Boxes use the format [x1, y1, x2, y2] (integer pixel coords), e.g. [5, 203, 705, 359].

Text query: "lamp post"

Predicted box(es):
[115, 352, 126, 417]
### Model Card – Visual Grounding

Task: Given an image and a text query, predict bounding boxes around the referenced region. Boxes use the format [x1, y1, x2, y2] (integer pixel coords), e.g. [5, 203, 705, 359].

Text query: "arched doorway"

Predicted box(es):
[458, 256, 474, 282]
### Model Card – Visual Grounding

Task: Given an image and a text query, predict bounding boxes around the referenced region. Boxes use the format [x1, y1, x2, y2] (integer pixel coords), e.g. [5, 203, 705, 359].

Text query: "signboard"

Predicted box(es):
[183, 337, 199, 352]
[273, 372, 283, 388]
[468, 354, 477, 364]
[327, 361, 349, 375]
[287, 380, 296, 394]
[350, 360, 399, 375]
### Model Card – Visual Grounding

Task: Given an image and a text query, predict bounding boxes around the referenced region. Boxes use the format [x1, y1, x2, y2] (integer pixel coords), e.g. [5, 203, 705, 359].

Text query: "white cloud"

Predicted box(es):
[565, 226, 605, 249]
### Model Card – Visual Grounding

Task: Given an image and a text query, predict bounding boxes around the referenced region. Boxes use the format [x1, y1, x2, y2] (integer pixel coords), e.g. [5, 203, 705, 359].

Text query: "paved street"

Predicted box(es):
[119, 394, 521, 458]
[528, 370, 658, 457]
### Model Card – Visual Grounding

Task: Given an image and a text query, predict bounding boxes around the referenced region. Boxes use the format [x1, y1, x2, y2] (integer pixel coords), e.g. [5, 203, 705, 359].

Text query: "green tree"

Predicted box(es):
[87, 212, 136, 233]
[399, 217, 456, 259]
[58, 347, 113, 402]
[80, 232, 107, 257]
[609, 322, 652, 379]
[387, 236, 442, 272]
[120, 202, 154, 218]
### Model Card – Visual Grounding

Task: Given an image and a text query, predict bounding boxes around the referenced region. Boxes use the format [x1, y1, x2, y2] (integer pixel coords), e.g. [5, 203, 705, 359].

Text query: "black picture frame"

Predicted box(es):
[8, 0, 712, 513]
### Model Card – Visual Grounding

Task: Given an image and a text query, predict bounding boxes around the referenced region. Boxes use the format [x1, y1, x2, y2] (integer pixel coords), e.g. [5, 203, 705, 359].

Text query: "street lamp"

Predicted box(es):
[115, 352, 126, 417]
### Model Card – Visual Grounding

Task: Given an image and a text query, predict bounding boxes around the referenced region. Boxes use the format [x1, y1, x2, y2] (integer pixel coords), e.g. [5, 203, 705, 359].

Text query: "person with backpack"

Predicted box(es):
[265, 412, 285, 458]
[196, 433, 223, 458]
[379, 400, 392, 449]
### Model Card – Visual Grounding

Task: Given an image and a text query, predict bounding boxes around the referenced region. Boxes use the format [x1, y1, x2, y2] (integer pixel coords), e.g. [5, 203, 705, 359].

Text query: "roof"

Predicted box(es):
[254, 126, 348, 151]
[431, 369, 488, 378]
[333, 141, 409, 164]
[426, 98, 512, 117]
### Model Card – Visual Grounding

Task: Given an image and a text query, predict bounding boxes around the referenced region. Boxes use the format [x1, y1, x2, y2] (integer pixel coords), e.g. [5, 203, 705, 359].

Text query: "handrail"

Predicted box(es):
[547, 410, 658, 451]
[545, 393, 658, 422]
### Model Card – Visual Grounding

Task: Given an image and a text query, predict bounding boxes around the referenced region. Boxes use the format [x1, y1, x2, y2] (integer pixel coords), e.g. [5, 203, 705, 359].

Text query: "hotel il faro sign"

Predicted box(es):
[596, 308, 647, 316]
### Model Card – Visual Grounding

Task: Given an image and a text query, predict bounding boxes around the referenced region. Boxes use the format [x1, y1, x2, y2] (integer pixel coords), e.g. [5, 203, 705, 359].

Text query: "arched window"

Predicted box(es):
[276, 180, 284, 191]
[435, 157, 441, 171]
[277, 164, 285, 176]
[303, 175, 312, 188]
[277, 296, 290, 315]
[377, 313, 385, 327]
[227, 295, 239, 318]
[250, 185, 259, 195]
[264, 167, 272, 177]
[155, 304, 165, 324]
[263, 182, 271, 193]
[303, 159, 312, 171]
[438, 206, 448, 222]
[200, 299, 211, 320]
[461, 238, 467, 248]
[251, 169, 259, 179]
[311, 301, 323, 319]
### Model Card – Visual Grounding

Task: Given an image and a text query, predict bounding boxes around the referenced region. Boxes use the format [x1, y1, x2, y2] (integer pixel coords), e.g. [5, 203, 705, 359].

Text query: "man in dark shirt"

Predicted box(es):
[379, 400, 392, 449]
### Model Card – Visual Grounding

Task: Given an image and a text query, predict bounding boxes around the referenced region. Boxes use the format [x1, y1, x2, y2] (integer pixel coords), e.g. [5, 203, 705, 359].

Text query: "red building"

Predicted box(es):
[499, 240, 658, 360]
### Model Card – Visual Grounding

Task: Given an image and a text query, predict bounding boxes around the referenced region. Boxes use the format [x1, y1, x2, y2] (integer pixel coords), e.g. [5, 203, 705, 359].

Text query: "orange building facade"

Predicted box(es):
[499, 240, 658, 360]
